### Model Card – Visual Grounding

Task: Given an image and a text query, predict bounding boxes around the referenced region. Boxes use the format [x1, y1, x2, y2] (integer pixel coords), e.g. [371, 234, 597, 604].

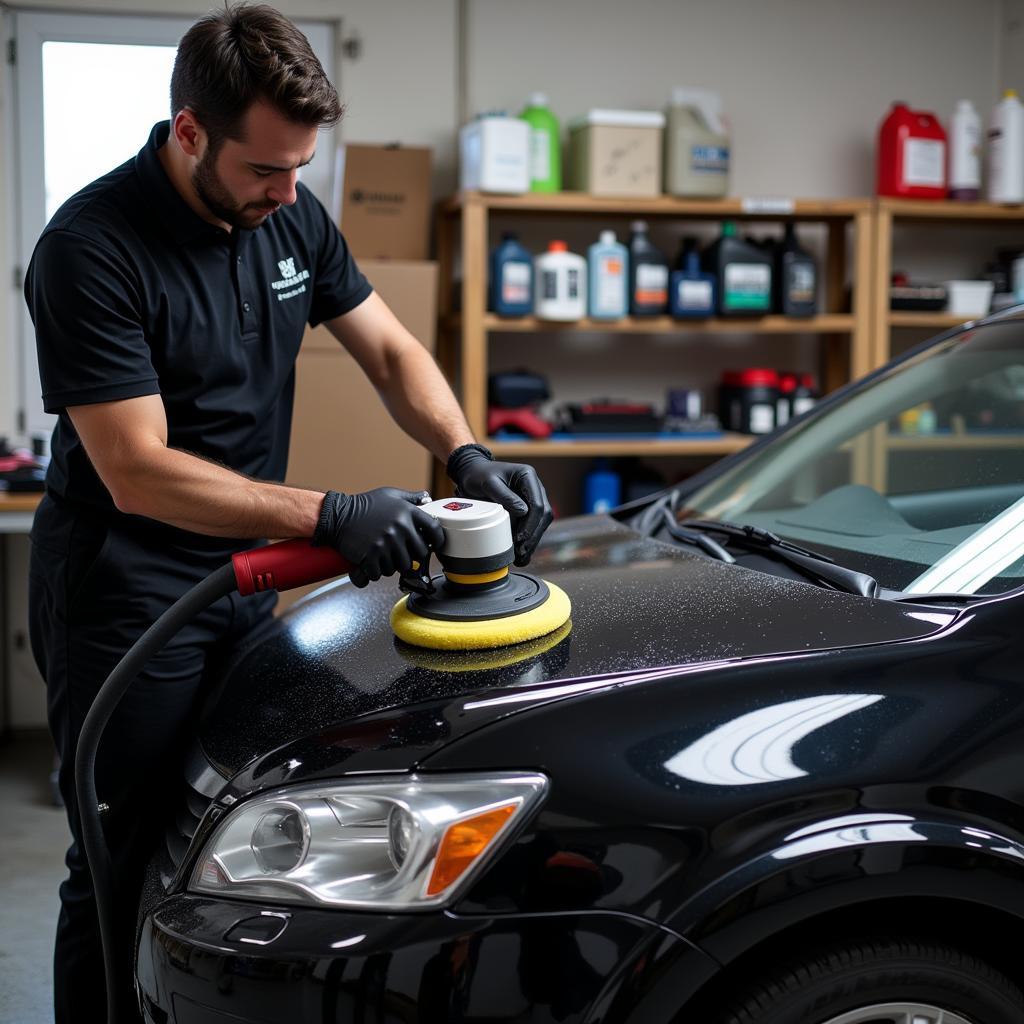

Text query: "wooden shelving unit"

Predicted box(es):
[435, 191, 874, 477]
[872, 197, 1024, 364]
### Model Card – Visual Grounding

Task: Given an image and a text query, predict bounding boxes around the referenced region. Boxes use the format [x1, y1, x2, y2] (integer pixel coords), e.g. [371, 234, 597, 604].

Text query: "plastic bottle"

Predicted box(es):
[628, 220, 669, 316]
[702, 221, 772, 316]
[949, 99, 981, 200]
[587, 230, 629, 320]
[583, 458, 621, 513]
[664, 88, 729, 198]
[988, 90, 1024, 205]
[535, 241, 586, 321]
[669, 238, 716, 318]
[520, 93, 561, 193]
[488, 232, 533, 317]
[876, 102, 947, 199]
[774, 224, 817, 317]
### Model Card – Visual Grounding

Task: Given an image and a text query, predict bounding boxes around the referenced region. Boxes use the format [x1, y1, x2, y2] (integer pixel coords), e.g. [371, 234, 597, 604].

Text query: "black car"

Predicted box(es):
[138, 313, 1024, 1024]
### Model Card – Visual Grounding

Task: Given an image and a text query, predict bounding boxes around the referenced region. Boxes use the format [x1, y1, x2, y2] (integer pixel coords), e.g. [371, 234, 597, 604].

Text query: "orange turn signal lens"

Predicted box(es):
[426, 803, 517, 896]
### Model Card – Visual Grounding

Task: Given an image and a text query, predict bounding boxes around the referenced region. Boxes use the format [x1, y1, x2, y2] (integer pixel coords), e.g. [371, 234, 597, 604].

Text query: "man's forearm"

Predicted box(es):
[375, 340, 475, 464]
[113, 444, 324, 539]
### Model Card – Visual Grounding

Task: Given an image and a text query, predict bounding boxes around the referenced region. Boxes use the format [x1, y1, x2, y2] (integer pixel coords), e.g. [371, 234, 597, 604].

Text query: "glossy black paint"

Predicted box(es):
[140, 320, 1024, 1022]
[137, 896, 718, 1024]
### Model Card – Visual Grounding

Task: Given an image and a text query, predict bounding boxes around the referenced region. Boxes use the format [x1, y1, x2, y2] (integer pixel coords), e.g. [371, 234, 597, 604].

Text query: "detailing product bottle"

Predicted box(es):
[949, 99, 981, 200]
[587, 230, 629, 320]
[702, 221, 772, 316]
[876, 102, 947, 199]
[535, 241, 586, 321]
[664, 88, 729, 198]
[794, 374, 818, 416]
[719, 369, 779, 434]
[628, 220, 669, 316]
[988, 90, 1024, 205]
[520, 92, 561, 193]
[489, 232, 533, 316]
[583, 458, 622, 514]
[774, 224, 817, 317]
[669, 238, 716, 318]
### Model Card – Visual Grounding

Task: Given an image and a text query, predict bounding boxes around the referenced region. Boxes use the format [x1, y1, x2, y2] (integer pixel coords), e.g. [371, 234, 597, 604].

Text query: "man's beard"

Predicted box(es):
[192, 147, 280, 229]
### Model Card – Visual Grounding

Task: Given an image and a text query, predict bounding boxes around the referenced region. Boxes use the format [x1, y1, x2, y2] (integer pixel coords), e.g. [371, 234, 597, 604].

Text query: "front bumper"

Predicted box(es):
[137, 895, 718, 1024]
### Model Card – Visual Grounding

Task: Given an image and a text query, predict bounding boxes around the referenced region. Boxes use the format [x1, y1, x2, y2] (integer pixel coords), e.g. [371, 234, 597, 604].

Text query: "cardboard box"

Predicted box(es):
[459, 116, 530, 194]
[287, 260, 439, 490]
[568, 110, 665, 197]
[336, 144, 432, 260]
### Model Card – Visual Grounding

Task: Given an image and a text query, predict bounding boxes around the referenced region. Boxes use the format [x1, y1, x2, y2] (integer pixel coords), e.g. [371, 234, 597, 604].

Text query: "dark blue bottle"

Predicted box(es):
[669, 238, 716, 318]
[489, 232, 533, 316]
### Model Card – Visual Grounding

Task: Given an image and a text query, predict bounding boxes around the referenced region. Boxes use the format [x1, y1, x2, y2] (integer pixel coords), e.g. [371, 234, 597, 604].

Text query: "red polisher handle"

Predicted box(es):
[232, 539, 355, 596]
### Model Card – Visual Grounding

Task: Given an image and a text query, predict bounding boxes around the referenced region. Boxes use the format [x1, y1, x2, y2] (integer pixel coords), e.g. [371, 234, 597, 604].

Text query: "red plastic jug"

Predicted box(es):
[876, 102, 948, 199]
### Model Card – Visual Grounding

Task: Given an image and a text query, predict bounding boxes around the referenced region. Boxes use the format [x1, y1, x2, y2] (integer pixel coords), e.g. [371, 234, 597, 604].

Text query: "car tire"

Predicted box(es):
[711, 936, 1024, 1024]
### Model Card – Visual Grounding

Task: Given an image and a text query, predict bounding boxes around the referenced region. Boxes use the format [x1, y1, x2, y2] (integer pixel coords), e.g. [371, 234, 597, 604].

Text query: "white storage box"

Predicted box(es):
[568, 109, 665, 197]
[460, 116, 530, 194]
[944, 279, 994, 317]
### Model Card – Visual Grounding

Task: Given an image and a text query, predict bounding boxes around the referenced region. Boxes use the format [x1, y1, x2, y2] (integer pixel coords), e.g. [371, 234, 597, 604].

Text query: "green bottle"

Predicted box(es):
[520, 92, 561, 193]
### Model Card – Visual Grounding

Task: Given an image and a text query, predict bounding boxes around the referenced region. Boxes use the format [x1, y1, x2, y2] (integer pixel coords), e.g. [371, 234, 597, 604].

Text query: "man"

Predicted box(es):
[24, 5, 552, 1021]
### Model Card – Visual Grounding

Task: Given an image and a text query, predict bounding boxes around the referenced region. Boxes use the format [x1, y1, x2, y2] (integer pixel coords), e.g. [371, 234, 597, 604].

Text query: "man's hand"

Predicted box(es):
[313, 488, 446, 588]
[447, 444, 553, 566]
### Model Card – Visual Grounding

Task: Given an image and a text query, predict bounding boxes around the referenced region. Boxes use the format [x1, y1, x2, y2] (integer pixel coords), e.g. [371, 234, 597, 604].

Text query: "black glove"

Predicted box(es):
[447, 443, 553, 566]
[313, 487, 445, 588]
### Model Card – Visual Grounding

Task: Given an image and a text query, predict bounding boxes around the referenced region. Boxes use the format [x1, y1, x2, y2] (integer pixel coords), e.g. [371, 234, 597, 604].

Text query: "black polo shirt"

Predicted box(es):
[25, 120, 372, 550]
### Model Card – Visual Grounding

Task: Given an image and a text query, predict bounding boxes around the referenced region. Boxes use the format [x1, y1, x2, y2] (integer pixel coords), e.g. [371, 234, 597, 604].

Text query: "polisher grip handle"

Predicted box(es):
[232, 539, 355, 596]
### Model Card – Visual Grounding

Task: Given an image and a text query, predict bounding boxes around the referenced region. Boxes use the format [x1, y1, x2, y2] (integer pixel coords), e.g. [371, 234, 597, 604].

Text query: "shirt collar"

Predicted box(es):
[135, 121, 251, 249]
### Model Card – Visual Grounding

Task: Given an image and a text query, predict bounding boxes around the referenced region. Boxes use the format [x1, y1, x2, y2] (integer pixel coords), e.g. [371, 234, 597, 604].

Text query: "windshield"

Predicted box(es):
[676, 315, 1024, 597]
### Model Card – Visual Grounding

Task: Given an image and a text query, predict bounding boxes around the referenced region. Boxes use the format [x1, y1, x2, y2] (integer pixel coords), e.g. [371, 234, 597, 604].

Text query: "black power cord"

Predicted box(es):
[74, 563, 238, 1024]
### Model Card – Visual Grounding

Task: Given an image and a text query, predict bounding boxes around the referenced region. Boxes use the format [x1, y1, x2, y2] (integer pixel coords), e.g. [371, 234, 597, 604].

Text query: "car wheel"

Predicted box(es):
[711, 937, 1024, 1024]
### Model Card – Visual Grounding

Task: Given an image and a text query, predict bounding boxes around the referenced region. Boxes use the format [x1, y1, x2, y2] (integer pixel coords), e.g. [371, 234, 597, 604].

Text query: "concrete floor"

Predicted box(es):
[0, 732, 68, 1024]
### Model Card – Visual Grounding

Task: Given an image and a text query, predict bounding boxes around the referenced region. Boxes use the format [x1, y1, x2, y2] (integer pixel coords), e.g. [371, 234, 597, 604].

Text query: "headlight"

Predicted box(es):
[190, 772, 547, 909]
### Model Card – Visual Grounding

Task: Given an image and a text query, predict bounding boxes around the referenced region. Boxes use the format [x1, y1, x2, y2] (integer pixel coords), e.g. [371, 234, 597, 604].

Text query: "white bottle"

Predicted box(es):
[949, 99, 981, 200]
[535, 241, 587, 321]
[988, 90, 1024, 205]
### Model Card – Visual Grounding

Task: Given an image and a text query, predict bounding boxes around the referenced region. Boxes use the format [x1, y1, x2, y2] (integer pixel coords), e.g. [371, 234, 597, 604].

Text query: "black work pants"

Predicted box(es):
[28, 496, 276, 1023]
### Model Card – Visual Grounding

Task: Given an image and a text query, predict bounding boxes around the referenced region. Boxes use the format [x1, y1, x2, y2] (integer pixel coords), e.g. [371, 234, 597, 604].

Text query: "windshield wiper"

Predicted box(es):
[659, 509, 736, 563]
[682, 519, 881, 598]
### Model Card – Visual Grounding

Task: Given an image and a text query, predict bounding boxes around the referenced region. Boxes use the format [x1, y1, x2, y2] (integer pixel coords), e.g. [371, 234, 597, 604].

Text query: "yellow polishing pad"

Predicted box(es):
[396, 619, 572, 672]
[391, 580, 572, 651]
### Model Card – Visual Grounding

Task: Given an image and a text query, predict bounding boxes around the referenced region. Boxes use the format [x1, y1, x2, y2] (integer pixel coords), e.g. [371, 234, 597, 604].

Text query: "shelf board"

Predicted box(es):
[879, 198, 1024, 221]
[445, 314, 855, 335]
[888, 312, 974, 329]
[443, 191, 871, 220]
[488, 435, 754, 458]
[0, 492, 42, 514]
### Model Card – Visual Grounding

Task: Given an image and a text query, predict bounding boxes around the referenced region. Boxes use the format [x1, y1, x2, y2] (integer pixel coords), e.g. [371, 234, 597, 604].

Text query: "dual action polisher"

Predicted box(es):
[391, 497, 571, 651]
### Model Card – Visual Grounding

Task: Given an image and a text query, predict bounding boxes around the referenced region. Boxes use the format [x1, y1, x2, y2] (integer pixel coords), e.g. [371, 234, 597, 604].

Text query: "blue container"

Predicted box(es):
[669, 241, 716, 318]
[489, 233, 533, 316]
[587, 230, 629, 319]
[583, 458, 622, 513]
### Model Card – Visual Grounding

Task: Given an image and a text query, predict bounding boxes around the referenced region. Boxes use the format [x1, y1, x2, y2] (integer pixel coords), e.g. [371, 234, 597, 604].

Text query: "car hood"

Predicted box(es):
[197, 514, 952, 783]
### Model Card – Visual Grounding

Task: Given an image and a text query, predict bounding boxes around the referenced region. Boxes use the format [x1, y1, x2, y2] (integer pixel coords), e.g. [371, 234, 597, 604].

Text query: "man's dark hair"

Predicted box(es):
[170, 3, 343, 150]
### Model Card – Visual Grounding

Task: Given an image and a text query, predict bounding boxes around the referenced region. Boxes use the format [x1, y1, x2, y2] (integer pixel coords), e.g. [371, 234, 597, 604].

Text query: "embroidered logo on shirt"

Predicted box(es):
[271, 254, 310, 302]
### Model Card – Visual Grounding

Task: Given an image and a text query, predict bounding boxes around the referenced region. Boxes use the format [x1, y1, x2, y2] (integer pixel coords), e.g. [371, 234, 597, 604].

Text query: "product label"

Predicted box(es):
[723, 264, 771, 310]
[596, 256, 625, 313]
[793, 397, 816, 415]
[501, 261, 531, 304]
[542, 269, 558, 301]
[567, 268, 580, 299]
[951, 124, 981, 188]
[678, 279, 713, 309]
[529, 128, 551, 182]
[749, 403, 775, 434]
[635, 263, 668, 306]
[690, 144, 729, 174]
[741, 197, 795, 214]
[776, 399, 791, 427]
[788, 264, 816, 304]
[903, 138, 945, 188]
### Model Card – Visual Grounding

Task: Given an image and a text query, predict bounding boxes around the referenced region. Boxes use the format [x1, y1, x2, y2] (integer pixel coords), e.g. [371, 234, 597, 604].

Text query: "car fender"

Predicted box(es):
[666, 812, 1024, 964]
